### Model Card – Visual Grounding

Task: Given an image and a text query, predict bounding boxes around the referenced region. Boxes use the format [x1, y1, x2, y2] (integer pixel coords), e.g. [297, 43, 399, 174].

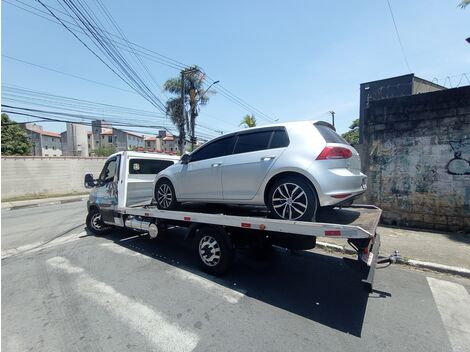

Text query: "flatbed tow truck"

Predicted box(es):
[85, 151, 398, 293]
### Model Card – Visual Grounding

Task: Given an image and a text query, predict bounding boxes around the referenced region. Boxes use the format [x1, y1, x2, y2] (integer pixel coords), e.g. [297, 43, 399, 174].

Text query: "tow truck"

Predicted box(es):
[85, 151, 397, 292]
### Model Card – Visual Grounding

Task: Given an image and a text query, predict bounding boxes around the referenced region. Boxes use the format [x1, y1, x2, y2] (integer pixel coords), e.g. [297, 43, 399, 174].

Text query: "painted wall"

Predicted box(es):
[362, 85, 470, 231]
[1, 157, 107, 199]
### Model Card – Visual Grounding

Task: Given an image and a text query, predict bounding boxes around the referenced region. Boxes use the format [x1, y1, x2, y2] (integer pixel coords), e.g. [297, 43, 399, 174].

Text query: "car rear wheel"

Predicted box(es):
[193, 226, 234, 275]
[155, 179, 178, 210]
[267, 176, 318, 221]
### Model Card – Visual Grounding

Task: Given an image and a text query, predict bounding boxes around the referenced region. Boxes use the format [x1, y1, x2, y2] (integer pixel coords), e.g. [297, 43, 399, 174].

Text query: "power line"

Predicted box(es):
[386, 0, 412, 73]
[7, 0, 276, 127]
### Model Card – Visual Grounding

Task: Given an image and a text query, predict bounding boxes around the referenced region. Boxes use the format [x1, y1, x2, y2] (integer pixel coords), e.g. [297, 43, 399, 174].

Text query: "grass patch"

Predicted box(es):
[2, 192, 89, 202]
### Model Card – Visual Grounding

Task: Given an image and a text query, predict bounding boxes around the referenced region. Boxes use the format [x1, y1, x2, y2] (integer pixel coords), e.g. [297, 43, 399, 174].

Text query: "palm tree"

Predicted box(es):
[240, 114, 257, 128]
[163, 66, 213, 154]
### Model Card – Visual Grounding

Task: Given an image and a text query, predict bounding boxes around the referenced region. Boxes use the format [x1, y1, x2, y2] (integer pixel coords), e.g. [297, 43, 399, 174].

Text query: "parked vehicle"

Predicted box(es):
[84, 150, 393, 291]
[154, 120, 367, 221]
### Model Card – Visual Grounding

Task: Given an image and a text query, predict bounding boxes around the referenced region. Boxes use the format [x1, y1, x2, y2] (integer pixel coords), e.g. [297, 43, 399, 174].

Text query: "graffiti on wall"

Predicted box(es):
[447, 139, 470, 175]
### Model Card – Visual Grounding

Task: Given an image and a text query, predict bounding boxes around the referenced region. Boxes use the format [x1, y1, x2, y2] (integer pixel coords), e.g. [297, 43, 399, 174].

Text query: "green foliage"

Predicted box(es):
[93, 145, 117, 157]
[163, 66, 214, 153]
[341, 118, 360, 145]
[1, 113, 31, 155]
[240, 114, 257, 128]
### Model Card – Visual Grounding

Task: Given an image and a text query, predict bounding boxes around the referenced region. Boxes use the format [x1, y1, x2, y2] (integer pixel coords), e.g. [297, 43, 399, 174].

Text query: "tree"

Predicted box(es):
[93, 145, 116, 157]
[163, 66, 214, 154]
[240, 114, 257, 128]
[341, 118, 359, 145]
[459, 0, 469, 8]
[1, 113, 31, 155]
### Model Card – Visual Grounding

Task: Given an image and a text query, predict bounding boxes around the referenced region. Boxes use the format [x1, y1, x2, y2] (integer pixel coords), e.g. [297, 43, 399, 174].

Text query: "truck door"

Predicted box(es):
[93, 155, 120, 224]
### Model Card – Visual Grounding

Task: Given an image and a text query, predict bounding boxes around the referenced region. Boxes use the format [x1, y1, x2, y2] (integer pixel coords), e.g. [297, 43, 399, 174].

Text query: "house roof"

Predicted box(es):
[101, 128, 113, 136]
[163, 133, 174, 141]
[25, 126, 61, 138]
[145, 136, 156, 141]
[125, 131, 144, 139]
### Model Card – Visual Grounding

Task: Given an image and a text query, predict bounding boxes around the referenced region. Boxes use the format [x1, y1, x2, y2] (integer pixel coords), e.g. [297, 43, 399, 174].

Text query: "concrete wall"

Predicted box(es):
[362, 85, 470, 231]
[1, 157, 107, 199]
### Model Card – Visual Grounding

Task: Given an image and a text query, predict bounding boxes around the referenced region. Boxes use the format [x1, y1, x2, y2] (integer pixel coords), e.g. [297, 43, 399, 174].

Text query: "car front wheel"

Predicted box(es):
[267, 176, 318, 221]
[155, 179, 178, 210]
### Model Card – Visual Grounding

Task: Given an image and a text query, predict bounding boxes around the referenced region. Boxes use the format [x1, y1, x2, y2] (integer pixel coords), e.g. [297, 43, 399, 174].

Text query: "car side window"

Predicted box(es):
[269, 129, 289, 148]
[191, 136, 235, 162]
[98, 157, 118, 185]
[129, 159, 174, 174]
[233, 131, 272, 154]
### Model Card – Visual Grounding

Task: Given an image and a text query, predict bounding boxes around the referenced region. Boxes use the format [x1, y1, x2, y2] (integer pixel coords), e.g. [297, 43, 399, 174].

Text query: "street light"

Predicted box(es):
[201, 80, 220, 97]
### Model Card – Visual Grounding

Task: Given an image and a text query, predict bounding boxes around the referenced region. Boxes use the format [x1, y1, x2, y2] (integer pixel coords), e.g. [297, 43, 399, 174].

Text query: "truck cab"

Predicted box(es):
[85, 151, 179, 232]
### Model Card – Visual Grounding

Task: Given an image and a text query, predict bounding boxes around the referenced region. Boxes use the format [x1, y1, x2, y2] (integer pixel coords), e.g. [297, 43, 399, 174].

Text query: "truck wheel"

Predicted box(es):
[86, 209, 113, 236]
[267, 176, 318, 221]
[155, 179, 178, 210]
[193, 226, 234, 275]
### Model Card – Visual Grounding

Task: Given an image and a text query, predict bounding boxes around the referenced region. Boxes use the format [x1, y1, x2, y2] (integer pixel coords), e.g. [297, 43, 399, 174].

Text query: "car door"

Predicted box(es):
[177, 135, 235, 200]
[222, 128, 289, 200]
[126, 158, 175, 206]
[93, 155, 120, 223]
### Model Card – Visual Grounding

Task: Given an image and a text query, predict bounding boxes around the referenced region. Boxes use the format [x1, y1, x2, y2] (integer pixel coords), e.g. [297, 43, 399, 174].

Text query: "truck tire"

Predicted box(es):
[267, 176, 318, 221]
[193, 226, 234, 275]
[86, 208, 113, 236]
[155, 179, 178, 210]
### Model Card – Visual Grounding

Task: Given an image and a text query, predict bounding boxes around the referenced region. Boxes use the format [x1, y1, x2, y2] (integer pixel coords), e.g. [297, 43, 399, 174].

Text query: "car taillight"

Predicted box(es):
[316, 146, 352, 160]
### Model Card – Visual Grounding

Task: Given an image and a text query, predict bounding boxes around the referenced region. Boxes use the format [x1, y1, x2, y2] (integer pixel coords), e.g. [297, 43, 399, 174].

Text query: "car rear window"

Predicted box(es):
[315, 124, 348, 144]
[129, 159, 174, 174]
[270, 129, 289, 148]
[234, 131, 272, 154]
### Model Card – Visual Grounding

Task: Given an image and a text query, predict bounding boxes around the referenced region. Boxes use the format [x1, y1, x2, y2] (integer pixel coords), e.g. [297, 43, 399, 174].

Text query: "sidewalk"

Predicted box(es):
[1, 194, 88, 210]
[317, 225, 470, 277]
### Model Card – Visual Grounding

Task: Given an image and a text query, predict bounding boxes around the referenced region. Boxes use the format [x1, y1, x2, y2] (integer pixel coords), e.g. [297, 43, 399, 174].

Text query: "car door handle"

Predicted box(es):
[212, 162, 222, 167]
[260, 156, 275, 161]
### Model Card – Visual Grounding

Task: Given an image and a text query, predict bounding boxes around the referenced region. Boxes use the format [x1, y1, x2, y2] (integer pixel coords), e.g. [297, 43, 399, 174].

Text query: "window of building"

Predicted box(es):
[52, 146, 56, 150]
[129, 159, 174, 174]
[108, 136, 112, 143]
[45, 146, 48, 150]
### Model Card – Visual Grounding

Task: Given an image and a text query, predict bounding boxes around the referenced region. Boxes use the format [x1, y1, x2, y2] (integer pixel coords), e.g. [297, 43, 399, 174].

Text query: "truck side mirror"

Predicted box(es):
[181, 153, 191, 164]
[84, 173, 96, 188]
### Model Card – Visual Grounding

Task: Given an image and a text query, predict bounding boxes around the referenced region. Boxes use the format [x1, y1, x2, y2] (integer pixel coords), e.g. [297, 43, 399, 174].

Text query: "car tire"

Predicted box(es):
[193, 226, 234, 275]
[86, 208, 113, 236]
[155, 179, 178, 210]
[267, 176, 318, 221]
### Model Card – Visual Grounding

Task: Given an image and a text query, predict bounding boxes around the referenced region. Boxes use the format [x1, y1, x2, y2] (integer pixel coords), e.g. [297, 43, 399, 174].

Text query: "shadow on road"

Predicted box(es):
[100, 228, 389, 337]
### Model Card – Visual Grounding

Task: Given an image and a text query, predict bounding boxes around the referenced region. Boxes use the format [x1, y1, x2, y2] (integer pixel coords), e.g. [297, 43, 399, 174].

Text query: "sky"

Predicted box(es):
[1, 0, 469, 138]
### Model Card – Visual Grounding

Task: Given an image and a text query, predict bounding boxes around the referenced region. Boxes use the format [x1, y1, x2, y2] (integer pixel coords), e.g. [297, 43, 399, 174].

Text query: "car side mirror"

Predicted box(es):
[181, 153, 191, 164]
[84, 173, 96, 188]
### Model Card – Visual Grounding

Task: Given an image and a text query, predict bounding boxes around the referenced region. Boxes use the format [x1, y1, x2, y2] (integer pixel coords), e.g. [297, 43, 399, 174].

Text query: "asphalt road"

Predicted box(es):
[2, 202, 470, 352]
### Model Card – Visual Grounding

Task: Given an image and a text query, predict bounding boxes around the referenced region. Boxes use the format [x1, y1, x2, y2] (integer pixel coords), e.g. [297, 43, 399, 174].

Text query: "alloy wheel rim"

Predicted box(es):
[272, 182, 308, 220]
[157, 184, 173, 208]
[91, 212, 103, 230]
[198, 235, 221, 267]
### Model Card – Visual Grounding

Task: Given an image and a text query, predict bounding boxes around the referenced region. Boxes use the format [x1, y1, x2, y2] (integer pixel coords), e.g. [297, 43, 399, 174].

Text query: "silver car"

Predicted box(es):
[154, 120, 367, 221]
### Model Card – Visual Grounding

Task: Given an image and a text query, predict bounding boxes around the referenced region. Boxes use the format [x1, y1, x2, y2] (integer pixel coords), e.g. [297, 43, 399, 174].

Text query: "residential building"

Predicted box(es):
[359, 74, 445, 143]
[89, 120, 145, 154]
[61, 123, 89, 157]
[21, 123, 62, 156]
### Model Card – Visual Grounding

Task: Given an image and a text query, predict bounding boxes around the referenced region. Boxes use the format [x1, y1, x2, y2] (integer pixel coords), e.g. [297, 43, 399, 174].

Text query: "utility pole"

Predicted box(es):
[329, 111, 335, 127]
[179, 70, 186, 155]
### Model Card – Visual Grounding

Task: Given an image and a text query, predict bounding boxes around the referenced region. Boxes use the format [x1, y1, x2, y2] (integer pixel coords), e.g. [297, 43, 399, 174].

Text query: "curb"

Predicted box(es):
[3, 197, 88, 211]
[316, 241, 470, 279]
